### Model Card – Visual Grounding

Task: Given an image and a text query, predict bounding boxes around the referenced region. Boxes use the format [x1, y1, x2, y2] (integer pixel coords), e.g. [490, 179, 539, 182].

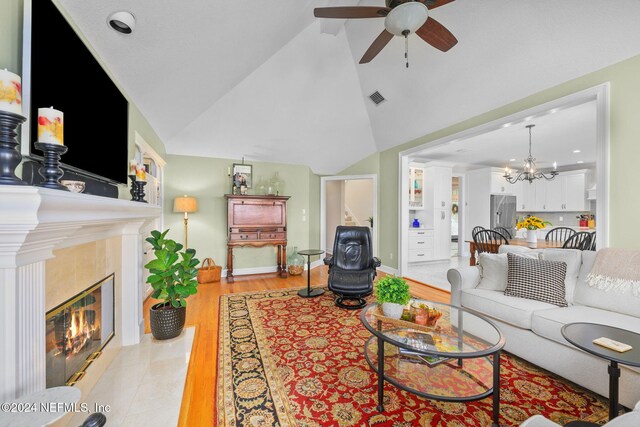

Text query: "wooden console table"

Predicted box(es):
[225, 194, 290, 283]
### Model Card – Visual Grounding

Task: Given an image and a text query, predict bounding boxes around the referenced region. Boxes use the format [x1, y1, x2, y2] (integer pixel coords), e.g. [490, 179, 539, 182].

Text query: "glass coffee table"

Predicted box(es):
[361, 300, 505, 427]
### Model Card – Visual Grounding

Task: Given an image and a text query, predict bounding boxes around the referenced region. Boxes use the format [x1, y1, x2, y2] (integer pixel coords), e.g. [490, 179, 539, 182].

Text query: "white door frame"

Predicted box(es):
[320, 174, 378, 257]
[453, 173, 465, 257]
[398, 83, 610, 276]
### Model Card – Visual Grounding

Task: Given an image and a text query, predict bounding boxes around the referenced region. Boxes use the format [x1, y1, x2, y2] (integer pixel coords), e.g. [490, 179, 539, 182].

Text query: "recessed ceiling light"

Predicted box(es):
[549, 108, 559, 114]
[509, 158, 516, 162]
[573, 149, 581, 153]
[502, 123, 512, 128]
[577, 160, 584, 164]
[108, 11, 135, 34]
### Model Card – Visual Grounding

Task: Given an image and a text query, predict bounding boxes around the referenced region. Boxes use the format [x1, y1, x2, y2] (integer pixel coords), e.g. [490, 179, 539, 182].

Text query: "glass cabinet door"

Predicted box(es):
[409, 167, 425, 210]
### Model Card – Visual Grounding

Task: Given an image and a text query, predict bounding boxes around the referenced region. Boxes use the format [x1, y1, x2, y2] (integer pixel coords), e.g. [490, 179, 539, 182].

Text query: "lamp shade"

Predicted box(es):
[384, 2, 428, 36]
[173, 196, 198, 213]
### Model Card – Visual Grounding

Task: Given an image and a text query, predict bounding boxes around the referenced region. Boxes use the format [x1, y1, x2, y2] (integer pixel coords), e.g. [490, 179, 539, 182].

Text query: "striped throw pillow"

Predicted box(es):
[504, 253, 568, 307]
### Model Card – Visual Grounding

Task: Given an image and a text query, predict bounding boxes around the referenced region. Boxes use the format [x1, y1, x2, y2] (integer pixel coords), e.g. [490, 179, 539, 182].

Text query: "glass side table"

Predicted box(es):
[296, 249, 325, 298]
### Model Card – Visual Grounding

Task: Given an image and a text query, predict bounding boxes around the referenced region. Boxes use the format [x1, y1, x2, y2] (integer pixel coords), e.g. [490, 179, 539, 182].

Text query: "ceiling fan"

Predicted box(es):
[314, 0, 458, 65]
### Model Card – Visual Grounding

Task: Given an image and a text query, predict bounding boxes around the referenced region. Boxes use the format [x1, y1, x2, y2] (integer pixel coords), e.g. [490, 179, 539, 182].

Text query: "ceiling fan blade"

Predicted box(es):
[314, 7, 390, 19]
[415, 17, 458, 52]
[425, 0, 456, 10]
[359, 30, 394, 64]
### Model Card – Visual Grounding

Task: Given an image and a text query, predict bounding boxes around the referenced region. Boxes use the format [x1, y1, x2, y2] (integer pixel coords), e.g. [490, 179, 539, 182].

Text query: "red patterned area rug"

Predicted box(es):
[216, 288, 608, 426]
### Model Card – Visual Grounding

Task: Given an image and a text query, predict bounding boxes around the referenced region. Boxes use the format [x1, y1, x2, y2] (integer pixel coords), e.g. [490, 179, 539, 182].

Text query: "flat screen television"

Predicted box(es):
[26, 0, 129, 184]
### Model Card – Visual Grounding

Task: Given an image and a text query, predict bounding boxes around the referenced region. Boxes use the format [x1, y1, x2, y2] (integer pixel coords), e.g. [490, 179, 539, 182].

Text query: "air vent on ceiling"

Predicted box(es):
[369, 91, 385, 105]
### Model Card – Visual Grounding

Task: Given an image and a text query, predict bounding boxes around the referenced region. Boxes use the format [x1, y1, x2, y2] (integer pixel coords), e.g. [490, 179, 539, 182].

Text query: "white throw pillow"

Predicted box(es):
[477, 253, 508, 291]
[540, 249, 582, 304]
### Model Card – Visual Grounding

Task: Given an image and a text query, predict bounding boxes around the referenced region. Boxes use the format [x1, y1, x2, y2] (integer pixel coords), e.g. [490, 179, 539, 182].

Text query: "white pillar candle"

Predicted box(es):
[0, 69, 22, 115]
[129, 159, 138, 175]
[37, 107, 64, 145]
[135, 165, 146, 181]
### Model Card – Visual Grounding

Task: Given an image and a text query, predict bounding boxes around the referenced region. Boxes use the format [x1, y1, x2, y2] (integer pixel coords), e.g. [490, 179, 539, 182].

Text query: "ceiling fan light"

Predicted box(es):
[384, 2, 428, 36]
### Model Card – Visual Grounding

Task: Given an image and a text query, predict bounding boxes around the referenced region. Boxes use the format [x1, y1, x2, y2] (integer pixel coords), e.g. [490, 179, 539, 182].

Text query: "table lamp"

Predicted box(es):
[173, 195, 198, 248]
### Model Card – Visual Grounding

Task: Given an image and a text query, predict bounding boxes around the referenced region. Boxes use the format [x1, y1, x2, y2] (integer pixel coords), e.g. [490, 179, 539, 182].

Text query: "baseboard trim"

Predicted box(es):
[403, 276, 451, 294]
[378, 265, 398, 276]
[221, 259, 325, 277]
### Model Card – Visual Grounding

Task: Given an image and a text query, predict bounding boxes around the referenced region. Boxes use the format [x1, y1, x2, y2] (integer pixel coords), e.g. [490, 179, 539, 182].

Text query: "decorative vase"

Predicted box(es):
[287, 246, 304, 275]
[149, 302, 185, 340]
[270, 172, 282, 196]
[381, 302, 405, 319]
[526, 229, 538, 244]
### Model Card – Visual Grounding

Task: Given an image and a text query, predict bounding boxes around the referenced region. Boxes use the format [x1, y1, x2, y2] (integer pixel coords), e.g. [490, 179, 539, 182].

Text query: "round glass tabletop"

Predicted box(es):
[297, 249, 324, 256]
[361, 300, 505, 358]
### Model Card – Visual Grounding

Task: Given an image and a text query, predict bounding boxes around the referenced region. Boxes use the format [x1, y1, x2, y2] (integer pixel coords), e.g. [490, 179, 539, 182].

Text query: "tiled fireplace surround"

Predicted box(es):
[0, 186, 161, 403]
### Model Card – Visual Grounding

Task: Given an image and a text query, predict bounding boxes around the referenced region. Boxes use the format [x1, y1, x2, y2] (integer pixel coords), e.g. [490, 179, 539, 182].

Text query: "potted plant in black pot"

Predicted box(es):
[145, 229, 199, 340]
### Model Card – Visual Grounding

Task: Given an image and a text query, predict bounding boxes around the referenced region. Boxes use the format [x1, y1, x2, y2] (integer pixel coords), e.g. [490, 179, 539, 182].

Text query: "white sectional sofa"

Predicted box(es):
[447, 247, 640, 408]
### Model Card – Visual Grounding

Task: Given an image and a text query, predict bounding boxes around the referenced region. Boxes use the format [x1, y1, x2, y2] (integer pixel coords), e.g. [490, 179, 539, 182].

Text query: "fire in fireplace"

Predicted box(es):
[46, 274, 115, 387]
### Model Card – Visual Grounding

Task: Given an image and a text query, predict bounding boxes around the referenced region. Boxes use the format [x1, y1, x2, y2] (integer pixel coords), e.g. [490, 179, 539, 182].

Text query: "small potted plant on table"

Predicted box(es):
[375, 275, 410, 319]
[145, 229, 199, 340]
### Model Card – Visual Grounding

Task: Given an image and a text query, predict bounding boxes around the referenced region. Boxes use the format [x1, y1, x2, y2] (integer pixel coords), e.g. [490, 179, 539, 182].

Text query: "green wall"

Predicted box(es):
[164, 155, 317, 270]
[342, 54, 640, 267]
[1, 1, 22, 73]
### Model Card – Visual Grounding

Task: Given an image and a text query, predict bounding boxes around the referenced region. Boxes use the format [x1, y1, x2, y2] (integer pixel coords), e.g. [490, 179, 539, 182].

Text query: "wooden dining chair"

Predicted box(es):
[473, 229, 509, 259]
[493, 226, 513, 239]
[472, 226, 485, 238]
[562, 232, 592, 250]
[545, 227, 577, 243]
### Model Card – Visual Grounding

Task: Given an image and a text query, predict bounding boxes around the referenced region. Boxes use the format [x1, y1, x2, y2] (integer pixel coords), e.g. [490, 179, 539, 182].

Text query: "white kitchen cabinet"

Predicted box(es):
[409, 167, 425, 210]
[563, 172, 588, 211]
[512, 170, 589, 212]
[513, 180, 536, 211]
[408, 166, 452, 262]
[408, 229, 434, 262]
[491, 171, 516, 195]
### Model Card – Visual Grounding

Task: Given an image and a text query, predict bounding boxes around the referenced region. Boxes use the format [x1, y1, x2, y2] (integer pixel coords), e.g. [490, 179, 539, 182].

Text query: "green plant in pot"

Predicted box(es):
[375, 275, 410, 319]
[145, 229, 199, 340]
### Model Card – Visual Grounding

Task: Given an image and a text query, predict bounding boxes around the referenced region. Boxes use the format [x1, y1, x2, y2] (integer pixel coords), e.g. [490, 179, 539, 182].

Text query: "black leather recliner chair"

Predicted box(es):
[324, 226, 381, 309]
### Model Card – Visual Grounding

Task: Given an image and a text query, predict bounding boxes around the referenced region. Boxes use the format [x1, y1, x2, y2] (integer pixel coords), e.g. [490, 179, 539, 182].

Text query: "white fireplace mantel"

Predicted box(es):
[0, 186, 161, 401]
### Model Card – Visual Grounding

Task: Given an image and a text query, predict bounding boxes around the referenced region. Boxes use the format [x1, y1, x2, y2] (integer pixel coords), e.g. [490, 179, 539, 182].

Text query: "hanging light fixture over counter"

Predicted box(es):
[503, 124, 558, 184]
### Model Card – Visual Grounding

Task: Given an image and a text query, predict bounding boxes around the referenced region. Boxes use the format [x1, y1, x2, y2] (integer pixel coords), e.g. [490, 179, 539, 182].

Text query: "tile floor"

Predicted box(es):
[69, 327, 194, 427]
[405, 256, 470, 292]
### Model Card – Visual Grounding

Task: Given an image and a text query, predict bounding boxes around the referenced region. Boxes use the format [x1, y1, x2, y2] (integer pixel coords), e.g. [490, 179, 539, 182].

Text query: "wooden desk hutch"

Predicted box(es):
[225, 194, 290, 282]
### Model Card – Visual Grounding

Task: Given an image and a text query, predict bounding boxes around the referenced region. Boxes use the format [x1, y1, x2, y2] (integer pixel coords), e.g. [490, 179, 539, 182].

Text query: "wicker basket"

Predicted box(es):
[288, 265, 304, 275]
[197, 258, 221, 283]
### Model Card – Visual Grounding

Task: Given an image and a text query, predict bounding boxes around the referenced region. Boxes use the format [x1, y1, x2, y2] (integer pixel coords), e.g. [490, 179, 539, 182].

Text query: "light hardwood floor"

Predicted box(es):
[142, 267, 450, 426]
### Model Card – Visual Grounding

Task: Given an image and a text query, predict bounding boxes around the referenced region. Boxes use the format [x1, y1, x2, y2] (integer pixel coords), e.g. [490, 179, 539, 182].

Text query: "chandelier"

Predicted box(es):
[503, 124, 558, 184]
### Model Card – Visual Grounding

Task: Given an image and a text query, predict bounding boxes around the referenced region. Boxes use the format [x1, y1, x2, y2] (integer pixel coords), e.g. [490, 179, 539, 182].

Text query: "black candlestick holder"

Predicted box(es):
[0, 110, 27, 185]
[128, 175, 147, 202]
[34, 142, 69, 190]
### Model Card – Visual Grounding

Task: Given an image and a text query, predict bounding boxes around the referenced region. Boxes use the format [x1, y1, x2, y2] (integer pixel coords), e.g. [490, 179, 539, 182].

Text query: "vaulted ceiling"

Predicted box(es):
[57, 0, 640, 174]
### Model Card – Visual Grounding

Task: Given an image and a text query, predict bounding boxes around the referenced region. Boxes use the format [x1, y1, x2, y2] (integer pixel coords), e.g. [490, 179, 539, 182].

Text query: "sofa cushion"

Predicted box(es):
[531, 306, 640, 374]
[505, 254, 568, 307]
[574, 251, 640, 318]
[498, 245, 542, 258]
[540, 249, 582, 304]
[477, 253, 508, 291]
[461, 288, 558, 329]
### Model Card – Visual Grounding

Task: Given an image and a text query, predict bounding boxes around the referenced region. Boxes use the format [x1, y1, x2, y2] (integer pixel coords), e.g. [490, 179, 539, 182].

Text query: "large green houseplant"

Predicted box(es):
[145, 229, 199, 340]
[375, 275, 410, 319]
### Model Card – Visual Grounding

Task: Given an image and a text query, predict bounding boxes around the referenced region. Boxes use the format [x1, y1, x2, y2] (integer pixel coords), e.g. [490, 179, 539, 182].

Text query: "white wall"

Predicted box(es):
[344, 179, 373, 227]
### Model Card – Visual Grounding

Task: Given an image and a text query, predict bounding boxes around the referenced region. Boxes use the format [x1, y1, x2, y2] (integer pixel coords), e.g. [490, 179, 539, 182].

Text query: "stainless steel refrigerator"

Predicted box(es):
[490, 195, 517, 232]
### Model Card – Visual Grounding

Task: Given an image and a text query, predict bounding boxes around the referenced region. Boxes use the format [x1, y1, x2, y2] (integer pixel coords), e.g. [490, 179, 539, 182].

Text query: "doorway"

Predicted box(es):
[321, 175, 377, 257]
[398, 84, 610, 287]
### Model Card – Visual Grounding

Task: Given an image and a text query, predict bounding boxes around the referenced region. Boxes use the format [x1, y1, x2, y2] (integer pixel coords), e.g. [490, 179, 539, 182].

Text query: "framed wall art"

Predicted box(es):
[232, 163, 253, 189]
